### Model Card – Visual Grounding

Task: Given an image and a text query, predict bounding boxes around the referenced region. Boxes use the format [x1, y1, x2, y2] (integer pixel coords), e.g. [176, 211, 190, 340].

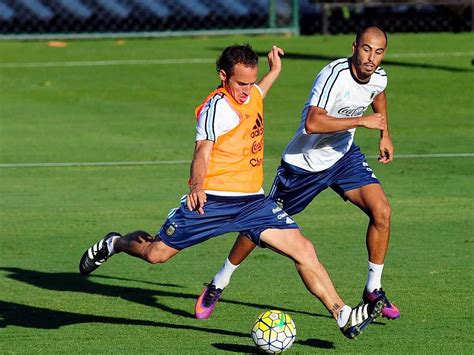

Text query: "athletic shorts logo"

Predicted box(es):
[272, 206, 282, 214]
[275, 198, 284, 209]
[166, 223, 177, 236]
[363, 162, 377, 179]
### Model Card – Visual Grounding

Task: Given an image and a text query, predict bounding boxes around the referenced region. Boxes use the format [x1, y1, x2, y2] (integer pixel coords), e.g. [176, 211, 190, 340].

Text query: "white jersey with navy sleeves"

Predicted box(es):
[282, 58, 387, 172]
[196, 85, 263, 142]
[195, 92, 238, 142]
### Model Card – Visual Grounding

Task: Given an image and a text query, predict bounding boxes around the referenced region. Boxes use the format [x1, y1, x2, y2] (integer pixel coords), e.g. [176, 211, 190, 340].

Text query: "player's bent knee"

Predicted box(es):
[144, 244, 170, 264]
[291, 234, 319, 264]
[145, 252, 168, 264]
[372, 203, 391, 229]
[144, 240, 179, 264]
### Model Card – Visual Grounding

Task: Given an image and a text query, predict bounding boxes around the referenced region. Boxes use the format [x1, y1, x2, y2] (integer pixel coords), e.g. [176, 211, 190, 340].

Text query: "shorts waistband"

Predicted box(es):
[280, 159, 314, 175]
[206, 194, 265, 203]
[281, 144, 361, 174]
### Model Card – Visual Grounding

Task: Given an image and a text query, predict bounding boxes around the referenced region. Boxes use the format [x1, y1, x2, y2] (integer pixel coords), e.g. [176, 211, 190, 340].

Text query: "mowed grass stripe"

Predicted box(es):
[0, 58, 215, 68]
[1, 51, 473, 68]
[1, 153, 473, 168]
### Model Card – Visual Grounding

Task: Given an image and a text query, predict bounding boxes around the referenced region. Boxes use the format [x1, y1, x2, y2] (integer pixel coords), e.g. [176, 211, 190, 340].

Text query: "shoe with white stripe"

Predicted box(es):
[79, 232, 121, 275]
[340, 297, 385, 339]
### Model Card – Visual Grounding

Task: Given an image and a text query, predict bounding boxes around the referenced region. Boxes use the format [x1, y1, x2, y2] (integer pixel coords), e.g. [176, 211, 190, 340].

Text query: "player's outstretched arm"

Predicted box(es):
[187, 140, 213, 214]
[305, 106, 386, 134]
[257, 45, 285, 99]
[371, 91, 394, 163]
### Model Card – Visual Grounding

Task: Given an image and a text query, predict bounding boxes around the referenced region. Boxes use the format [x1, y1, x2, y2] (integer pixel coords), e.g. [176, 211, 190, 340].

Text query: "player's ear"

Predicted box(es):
[219, 69, 227, 83]
[352, 41, 357, 54]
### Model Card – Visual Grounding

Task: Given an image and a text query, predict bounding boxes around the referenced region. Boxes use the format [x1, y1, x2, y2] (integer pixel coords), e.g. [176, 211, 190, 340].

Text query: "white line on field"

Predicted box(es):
[0, 160, 191, 168]
[1, 153, 472, 169]
[1, 52, 472, 68]
[366, 153, 474, 159]
[0, 58, 215, 68]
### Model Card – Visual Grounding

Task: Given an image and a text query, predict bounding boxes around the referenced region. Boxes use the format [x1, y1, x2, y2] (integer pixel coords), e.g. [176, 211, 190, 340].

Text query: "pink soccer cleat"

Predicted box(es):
[195, 283, 223, 319]
[363, 288, 400, 319]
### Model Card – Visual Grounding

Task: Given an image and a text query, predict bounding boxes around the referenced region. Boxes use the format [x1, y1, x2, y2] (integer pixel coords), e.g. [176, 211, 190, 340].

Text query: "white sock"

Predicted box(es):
[336, 305, 352, 328]
[212, 258, 239, 290]
[366, 261, 384, 292]
[106, 236, 120, 256]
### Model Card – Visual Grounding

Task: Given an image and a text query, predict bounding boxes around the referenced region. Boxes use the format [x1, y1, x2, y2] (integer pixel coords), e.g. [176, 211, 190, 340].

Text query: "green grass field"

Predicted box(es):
[1, 32, 473, 353]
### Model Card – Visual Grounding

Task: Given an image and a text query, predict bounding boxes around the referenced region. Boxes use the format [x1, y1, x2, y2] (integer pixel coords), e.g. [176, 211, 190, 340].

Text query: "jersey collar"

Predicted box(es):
[348, 57, 372, 85]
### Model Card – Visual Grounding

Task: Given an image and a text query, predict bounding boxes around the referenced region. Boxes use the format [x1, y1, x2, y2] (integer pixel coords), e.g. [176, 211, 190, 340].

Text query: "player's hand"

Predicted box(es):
[361, 113, 386, 130]
[187, 185, 207, 214]
[378, 135, 394, 164]
[267, 45, 284, 73]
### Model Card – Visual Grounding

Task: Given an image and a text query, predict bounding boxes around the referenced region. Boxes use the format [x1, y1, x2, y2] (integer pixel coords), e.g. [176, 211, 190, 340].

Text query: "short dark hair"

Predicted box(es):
[216, 44, 259, 77]
[355, 25, 388, 46]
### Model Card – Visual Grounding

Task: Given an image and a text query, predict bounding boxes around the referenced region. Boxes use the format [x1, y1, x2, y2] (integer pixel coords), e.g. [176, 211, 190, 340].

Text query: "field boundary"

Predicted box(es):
[1, 51, 473, 68]
[0, 153, 472, 169]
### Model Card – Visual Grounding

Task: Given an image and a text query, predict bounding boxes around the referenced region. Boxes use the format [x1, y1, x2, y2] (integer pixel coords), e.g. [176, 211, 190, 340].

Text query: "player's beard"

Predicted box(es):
[354, 56, 374, 82]
[362, 62, 376, 75]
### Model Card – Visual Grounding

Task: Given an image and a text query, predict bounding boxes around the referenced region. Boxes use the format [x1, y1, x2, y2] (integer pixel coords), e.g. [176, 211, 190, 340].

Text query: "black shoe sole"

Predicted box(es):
[344, 298, 385, 339]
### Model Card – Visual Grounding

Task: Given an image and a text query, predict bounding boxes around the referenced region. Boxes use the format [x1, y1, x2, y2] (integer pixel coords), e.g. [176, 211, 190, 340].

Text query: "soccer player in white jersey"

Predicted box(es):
[196, 26, 400, 320]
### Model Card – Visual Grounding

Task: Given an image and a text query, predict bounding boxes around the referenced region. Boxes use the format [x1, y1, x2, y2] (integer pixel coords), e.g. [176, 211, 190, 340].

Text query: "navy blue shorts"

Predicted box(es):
[157, 194, 298, 250]
[269, 145, 380, 216]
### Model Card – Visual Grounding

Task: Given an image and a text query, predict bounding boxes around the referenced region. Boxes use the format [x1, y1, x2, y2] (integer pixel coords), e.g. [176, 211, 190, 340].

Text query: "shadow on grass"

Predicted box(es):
[214, 48, 473, 73]
[0, 267, 331, 320]
[93, 274, 185, 288]
[212, 343, 259, 353]
[212, 338, 334, 353]
[298, 338, 335, 349]
[1, 267, 338, 350]
[0, 300, 335, 351]
[0, 300, 246, 338]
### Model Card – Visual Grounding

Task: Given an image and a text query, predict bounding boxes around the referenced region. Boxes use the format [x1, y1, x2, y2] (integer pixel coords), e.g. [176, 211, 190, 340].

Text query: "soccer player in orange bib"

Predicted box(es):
[79, 44, 385, 339]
